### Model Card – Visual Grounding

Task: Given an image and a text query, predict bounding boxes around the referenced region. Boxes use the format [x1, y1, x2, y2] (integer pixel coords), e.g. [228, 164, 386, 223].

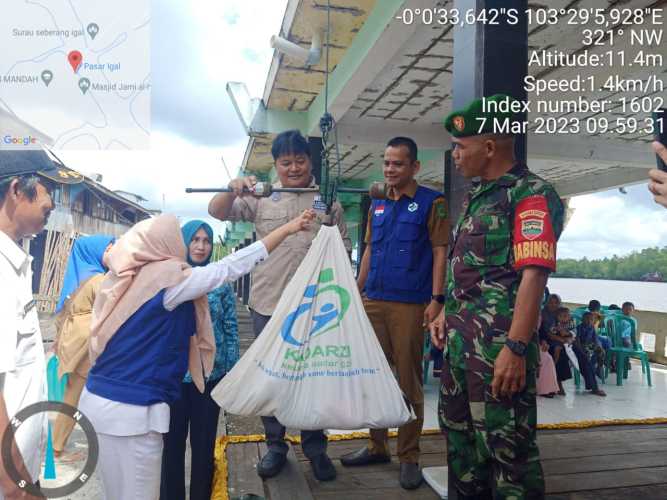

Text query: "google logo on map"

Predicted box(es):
[3, 135, 38, 146]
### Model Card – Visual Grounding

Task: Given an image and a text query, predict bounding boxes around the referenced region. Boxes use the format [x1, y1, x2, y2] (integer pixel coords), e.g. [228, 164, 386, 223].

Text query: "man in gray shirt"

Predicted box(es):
[209, 130, 351, 482]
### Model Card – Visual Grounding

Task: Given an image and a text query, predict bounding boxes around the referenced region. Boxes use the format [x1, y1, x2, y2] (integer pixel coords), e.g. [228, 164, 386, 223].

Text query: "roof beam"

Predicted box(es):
[335, 117, 655, 169]
[528, 134, 655, 167]
[554, 167, 650, 197]
[335, 117, 451, 149]
[227, 82, 307, 136]
[306, 0, 434, 136]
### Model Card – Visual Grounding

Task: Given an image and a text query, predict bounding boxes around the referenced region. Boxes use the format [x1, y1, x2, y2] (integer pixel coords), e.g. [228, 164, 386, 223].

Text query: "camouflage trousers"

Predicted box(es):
[438, 340, 545, 500]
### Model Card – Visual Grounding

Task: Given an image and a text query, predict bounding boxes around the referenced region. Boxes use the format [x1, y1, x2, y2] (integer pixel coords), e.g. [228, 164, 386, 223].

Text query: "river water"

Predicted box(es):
[547, 277, 667, 313]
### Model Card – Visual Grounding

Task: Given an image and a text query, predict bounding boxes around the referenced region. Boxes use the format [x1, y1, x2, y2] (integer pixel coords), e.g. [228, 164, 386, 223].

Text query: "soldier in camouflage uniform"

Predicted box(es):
[430, 95, 565, 499]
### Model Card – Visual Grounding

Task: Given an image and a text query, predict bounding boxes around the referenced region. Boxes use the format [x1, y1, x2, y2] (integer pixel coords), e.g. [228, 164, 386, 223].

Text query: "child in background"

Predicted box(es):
[620, 302, 636, 348]
[546, 307, 576, 395]
[547, 307, 575, 364]
[587, 299, 605, 331]
[576, 312, 607, 383]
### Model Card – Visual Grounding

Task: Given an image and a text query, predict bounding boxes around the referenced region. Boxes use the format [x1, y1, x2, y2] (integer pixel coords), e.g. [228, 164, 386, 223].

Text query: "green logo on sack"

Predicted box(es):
[280, 268, 351, 347]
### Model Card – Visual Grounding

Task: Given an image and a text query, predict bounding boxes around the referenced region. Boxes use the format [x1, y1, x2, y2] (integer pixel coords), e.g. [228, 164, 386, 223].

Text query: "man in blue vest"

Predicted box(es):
[340, 137, 449, 490]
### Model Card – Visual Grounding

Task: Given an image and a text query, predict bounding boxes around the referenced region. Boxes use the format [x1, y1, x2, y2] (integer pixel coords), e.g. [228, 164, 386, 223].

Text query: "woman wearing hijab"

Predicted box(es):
[160, 220, 240, 500]
[78, 211, 314, 499]
[52, 234, 114, 456]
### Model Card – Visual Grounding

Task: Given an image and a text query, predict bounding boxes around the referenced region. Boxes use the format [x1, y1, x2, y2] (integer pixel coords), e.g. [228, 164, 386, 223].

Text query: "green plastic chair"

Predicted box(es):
[570, 309, 584, 325]
[606, 315, 652, 387]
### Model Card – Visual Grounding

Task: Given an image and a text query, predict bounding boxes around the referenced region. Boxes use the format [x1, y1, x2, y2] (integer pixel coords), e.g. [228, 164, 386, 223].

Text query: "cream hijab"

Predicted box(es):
[89, 214, 215, 392]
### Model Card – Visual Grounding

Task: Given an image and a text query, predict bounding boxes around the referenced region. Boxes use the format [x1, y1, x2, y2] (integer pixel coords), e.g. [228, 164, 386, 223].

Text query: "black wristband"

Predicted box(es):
[431, 294, 445, 304]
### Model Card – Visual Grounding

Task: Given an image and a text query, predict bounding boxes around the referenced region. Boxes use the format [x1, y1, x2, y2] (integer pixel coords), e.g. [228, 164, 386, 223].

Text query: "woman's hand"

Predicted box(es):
[285, 209, 317, 234]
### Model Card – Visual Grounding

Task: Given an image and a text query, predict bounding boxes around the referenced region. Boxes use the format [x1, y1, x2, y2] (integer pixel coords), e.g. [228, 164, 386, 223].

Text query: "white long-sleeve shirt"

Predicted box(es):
[163, 240, 267, 310]
[0, 231, 47, 492]
[79, 240, 268, 436]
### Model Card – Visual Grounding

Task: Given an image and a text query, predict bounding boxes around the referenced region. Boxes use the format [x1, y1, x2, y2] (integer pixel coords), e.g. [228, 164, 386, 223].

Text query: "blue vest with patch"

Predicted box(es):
[86, 290, 195, 406]
[365, 186, 442, 304]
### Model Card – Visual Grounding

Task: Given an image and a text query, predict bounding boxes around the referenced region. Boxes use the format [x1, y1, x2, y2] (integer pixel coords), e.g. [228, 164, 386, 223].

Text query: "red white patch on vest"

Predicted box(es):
[519, 209, 546, 240]
[374, 205, 385, 216]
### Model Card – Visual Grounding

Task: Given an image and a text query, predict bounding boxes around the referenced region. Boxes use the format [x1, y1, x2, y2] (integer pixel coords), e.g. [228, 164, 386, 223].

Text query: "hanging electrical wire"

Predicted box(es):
[318, 0, 344, 215]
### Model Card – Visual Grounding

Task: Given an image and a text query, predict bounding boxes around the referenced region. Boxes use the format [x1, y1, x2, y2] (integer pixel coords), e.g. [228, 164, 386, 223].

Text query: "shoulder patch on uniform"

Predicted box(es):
[518, 208, 546, 240]
[512, 195, 557, 272]
[435, 199, 448, 219]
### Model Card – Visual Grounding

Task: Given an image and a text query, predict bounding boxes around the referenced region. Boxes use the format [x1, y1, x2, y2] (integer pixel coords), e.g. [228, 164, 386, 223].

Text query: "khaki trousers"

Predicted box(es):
[52, 372, 87, 453]
[363, 298, 425, 463]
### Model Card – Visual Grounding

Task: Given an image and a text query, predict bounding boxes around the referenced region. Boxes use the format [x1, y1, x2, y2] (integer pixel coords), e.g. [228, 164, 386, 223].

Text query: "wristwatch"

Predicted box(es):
[505, 338, 528, 357]
[431, 294, 445, 304]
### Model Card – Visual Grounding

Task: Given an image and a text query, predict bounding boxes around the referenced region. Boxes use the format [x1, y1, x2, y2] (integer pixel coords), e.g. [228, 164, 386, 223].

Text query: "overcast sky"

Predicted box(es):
[55, 0, 667, 259]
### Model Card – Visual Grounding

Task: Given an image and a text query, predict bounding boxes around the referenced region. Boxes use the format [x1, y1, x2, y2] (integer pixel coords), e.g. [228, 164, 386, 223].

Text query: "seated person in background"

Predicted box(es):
[546, 307, 575, 395]
[620, 301, 636, 348]
[547, 306, 575, 365]
[576, 313, 606, 382]
[587, 299, 604, 331]
[549, 307, 605, 396]
[537, 315, 559, 398]
[539, 293, 561, 336]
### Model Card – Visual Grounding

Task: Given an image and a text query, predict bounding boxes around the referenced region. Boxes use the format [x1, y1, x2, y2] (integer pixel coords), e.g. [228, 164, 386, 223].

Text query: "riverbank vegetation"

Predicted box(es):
[555, 247, 667, 281]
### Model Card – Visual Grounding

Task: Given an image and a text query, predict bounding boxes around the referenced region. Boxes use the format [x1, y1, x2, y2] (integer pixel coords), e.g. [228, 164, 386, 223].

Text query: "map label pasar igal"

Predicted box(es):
[82, 62, 121, 72]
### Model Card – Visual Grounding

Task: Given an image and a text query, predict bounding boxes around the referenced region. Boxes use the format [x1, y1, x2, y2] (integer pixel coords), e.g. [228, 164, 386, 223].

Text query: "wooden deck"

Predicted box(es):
[223, 425, 667, 499]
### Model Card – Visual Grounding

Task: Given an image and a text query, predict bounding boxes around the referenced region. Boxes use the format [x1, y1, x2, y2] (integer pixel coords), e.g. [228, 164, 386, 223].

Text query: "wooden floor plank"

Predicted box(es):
[260, 442, 315, 500]
[225, 427, 667, 498]
[546, 483, 667, 500]
[546, 466, 667, 494]
[538, 426, 667, 445]
[293, 435, 445, 461]
[537, 434, 667, 461]
[316, 487, 440, 500]
[226, 442, 264, 499]
[542, 450, 667, 476]
[304, 469, 439, 493]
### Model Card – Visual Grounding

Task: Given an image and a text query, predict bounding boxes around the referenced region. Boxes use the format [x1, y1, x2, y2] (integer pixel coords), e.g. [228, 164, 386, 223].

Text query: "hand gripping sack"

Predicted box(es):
[211, 225, 414, 430]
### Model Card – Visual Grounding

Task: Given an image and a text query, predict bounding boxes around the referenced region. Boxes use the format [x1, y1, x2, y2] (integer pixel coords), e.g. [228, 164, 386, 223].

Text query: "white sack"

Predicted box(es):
[211, 225, 414, 430]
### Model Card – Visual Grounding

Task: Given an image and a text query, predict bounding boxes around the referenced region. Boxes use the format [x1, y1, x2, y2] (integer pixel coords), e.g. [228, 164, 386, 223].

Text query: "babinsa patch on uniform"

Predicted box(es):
[513, 194, 557, 272]
[520, 212, 545, 240]
[312, 194, 328, 212]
